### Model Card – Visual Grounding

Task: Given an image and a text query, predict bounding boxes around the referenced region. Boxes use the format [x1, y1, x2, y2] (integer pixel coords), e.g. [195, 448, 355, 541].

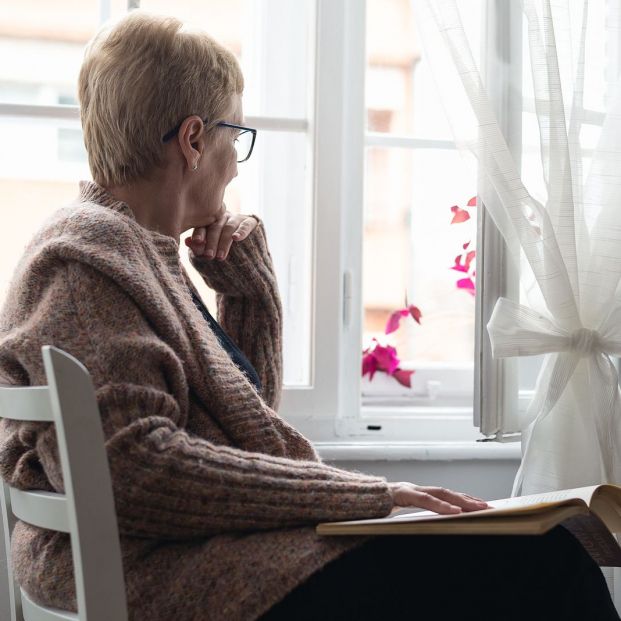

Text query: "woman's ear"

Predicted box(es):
[177, 115, 205, 170]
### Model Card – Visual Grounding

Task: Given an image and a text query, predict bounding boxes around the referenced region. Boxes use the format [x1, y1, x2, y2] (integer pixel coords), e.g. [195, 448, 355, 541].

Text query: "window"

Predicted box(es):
[0, 2, 104, 300]
[363, 2, 482, 394]
[315, 0, 486, 443]
[0, 0, 315, 390]
[1, 0, 493, 444]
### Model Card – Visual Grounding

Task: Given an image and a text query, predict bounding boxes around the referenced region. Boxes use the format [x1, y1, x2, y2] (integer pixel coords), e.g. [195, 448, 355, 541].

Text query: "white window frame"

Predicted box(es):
[282, 0, 486, 444]
[474, 0, 523, 441]
[280, 0, 367, 438]
[0, 0, 529, 446]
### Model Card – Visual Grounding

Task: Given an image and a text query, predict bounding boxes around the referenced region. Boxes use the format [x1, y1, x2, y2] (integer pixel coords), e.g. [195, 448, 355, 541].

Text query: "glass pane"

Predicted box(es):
[1, 119, 311, 388]
[226, 130, 312, 387]
[1, 1, 313, 118]
[365, 0, 484, 138]
[139, 0, 314, 119]
[0, 117, 91, 299]
[363, 147, 476, 366]
[0, 0, 129, 106]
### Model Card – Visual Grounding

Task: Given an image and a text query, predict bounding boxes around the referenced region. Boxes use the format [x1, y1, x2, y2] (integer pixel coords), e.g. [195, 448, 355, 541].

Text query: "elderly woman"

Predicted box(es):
[0, 11, 617, 621]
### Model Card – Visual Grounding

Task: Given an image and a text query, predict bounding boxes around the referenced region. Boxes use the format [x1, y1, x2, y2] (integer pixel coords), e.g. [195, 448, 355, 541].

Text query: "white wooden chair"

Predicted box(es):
[0, 346, 128, 621]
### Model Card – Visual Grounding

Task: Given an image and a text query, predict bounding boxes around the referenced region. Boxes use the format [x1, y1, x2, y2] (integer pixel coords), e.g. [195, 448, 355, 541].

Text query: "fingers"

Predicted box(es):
[232, 216, 259, 241]
[463, 493, 488, 504]
[202, 212, 228, 259]
[186, 215, 260, 260]
[389, 483, 461, 514]
[389, 483, 489, 515]
[215, 219, 238, 260]
[185, 226, 208, 256]
[425, 487, 489, 512]
[410, 490, 463, 514]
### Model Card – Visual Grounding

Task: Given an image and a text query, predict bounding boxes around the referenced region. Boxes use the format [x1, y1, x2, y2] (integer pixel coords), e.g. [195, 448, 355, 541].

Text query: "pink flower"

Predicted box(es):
[385, 305, 423, 334]
[361, 339, 416, 385]
[449, 198, 476, 296]
[393, 368, 415, 388]
[457, 277, 475, 296]
[362, 350, 379, 380]
[372, 342, 400, 375]
[451, 255, 468, 273]
[450, 205, 470, 224]
[409, 305, 422, 324]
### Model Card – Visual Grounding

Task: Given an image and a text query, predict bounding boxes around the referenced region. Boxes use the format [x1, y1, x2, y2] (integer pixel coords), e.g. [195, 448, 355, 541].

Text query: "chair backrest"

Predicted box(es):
[0, 346, 128, 621]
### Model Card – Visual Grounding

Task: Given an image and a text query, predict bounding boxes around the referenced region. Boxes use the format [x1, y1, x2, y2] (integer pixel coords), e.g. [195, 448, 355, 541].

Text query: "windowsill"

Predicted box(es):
[315, 440, 521, 462]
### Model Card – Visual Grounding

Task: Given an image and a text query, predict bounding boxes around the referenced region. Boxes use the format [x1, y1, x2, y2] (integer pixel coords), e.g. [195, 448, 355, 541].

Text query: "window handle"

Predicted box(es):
[342, 270, 352, 327]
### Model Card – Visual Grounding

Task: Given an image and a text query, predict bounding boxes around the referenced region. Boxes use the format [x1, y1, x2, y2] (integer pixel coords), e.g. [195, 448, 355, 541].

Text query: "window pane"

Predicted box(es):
[0, 115, 89, 183]
[185, 130, 313, 387]
[0, 0, 129, 106]
[363, 147, 476, 366]
[1, 1, 313, 118]
[366, 0, 484, 137]
[0, 116, 91, 298]
[1, 0, 314, 391]
[139, 0, 314, 119]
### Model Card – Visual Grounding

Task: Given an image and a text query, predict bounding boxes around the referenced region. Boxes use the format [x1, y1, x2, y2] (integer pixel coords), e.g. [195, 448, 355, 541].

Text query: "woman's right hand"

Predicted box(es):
[388, 482, 489, 515]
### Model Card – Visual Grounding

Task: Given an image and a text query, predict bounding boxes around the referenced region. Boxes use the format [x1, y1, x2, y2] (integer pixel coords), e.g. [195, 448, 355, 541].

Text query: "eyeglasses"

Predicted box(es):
[162, 117, 257, 163]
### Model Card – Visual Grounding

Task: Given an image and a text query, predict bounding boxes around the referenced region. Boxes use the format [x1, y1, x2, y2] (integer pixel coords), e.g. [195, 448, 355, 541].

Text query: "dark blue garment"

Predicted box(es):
[189, 289, 262, 394]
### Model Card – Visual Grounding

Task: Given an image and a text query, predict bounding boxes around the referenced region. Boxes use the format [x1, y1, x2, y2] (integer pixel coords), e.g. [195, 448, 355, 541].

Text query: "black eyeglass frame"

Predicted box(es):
[162, 117, 257, 163]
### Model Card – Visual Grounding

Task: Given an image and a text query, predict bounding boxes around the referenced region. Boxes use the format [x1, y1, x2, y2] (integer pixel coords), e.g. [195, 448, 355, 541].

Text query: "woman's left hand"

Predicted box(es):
[185, 209, 259, 261]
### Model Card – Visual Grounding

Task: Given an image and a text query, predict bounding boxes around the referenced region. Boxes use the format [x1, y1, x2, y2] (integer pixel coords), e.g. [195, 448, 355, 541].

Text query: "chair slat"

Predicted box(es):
[9, 489, 69, 533]
[0, 386, 54, 422]
[21, 588, 79, 621]
[0, 347, 128, 621]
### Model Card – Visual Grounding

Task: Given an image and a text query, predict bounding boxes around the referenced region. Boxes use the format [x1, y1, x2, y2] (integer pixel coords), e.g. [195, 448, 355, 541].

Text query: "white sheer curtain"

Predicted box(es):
[414, 0, 621, 497]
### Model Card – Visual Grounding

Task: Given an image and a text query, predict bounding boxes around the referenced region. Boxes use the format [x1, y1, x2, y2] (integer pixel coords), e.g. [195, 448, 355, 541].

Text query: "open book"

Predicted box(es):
[317, 484, 621, 566]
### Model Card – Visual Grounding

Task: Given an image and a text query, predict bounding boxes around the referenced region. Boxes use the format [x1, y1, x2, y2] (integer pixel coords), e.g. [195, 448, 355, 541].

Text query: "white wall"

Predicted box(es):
[325, 458, 519, 501]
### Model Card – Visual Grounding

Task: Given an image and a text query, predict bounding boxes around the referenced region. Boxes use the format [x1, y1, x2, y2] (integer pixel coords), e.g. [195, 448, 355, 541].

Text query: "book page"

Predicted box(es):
[590, 488, 621, 533]
[388, 485, 602, 522]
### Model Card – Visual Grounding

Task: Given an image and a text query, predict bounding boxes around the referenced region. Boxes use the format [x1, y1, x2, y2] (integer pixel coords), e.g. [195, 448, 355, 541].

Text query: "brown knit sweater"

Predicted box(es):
[0, 181, 393, 621]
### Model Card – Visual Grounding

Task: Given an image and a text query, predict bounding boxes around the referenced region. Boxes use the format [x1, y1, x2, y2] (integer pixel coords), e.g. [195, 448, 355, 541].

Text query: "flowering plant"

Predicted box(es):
[361, 304, 422, 388]
[362, 194, 476, 386]
[450, 196, 477, 295]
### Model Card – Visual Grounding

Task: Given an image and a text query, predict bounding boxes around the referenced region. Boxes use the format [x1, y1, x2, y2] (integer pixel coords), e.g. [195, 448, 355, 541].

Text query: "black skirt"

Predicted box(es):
[260, 526, 619, 621]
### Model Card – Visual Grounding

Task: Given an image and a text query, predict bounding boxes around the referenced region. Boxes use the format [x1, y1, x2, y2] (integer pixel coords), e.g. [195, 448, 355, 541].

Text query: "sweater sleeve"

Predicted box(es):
[0, 260, 393, 540]
[188, 218, 283, 411]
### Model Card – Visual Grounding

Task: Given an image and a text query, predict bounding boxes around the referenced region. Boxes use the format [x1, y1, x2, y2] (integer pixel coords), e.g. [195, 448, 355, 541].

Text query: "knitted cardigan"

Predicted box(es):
[0, 182, 393, 621]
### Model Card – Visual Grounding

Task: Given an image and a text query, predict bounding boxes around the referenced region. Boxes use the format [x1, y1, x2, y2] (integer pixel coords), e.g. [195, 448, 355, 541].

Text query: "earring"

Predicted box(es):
[192, 161, 198, 171]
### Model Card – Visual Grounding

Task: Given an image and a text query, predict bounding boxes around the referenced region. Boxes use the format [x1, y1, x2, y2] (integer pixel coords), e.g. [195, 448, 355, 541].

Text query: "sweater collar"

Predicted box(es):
[78, 180, 180, 266]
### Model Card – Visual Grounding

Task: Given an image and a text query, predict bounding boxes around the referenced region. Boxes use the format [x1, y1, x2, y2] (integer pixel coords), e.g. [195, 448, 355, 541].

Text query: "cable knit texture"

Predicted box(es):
[0, 181, 393, 621]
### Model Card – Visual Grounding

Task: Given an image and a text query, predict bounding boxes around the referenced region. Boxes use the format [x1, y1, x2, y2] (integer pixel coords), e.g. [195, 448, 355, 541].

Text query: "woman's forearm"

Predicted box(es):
[106, 415, 393, 539]
[214, 292, 282, 410]
[190, 220, 284, 409]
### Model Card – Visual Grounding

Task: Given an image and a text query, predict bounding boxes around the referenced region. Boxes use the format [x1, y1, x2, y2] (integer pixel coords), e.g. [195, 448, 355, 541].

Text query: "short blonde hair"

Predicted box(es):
[78, 11, 244, 186]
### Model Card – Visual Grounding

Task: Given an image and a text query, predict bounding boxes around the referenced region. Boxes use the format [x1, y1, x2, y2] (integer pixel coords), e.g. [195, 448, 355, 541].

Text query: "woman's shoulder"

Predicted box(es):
[31, 196, 138, 255]
[7, 194, 152, 304]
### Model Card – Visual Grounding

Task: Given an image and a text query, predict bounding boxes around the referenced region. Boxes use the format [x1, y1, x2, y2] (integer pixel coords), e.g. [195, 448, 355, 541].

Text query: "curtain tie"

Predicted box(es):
[570, 328, 601, 357]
